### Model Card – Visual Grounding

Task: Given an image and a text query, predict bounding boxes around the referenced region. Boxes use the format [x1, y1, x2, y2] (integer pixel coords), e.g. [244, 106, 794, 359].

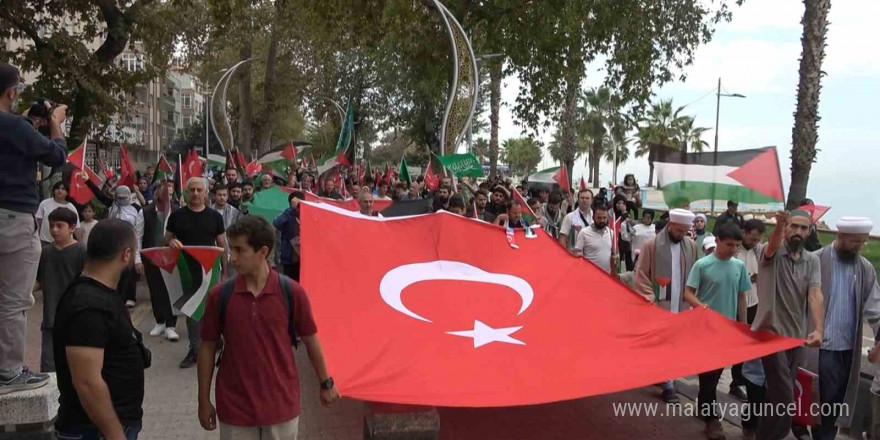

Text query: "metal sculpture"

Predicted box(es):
[210, 59, 253, 154]
[431, 0, 478, 156]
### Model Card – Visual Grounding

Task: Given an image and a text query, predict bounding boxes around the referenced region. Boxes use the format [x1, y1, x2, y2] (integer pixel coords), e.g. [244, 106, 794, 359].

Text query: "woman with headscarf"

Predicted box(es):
[108, 185, 144, 307]
[694, 213, 713, 257]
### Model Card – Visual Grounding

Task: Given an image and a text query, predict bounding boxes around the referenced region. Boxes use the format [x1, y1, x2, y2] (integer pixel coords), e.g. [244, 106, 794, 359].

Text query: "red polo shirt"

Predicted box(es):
[201, 269, 317, 426]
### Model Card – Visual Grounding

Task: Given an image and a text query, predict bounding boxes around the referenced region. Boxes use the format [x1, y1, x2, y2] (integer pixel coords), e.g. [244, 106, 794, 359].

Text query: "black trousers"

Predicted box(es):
[812, 349, 853, 440]
[732, 304, 759, 387]
[143, 259, 177, 328]
[698, 368, 725, 421]
[282, 262, 300, 282]
[119, 266, 137, 302]
[743, 378, 766, 432]
[758, 347, 806, 440]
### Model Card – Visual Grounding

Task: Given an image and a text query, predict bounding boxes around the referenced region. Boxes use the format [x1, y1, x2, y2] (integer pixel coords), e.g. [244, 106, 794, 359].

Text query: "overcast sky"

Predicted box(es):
[486, 0, 879, 227]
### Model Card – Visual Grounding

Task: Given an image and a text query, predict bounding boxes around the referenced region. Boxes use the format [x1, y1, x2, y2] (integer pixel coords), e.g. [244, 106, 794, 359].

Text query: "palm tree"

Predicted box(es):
[787, 0, 830, 209]
[635, 100, 688, 186]
[580, 86, 628, 184]
[676, 117, 710, 153]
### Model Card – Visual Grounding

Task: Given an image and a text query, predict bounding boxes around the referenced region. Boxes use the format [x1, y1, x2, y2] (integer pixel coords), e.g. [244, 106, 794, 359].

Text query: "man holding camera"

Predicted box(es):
[0, 63, 69, 394]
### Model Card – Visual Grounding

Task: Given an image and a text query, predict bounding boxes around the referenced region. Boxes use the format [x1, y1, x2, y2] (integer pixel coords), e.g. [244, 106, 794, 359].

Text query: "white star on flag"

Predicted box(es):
[447, 320, 526, 348]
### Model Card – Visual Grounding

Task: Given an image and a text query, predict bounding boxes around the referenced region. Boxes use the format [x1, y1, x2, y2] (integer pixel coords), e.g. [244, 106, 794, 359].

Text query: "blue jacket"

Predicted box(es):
[272, 207, 300, 264]
[0, 114, 67, 213]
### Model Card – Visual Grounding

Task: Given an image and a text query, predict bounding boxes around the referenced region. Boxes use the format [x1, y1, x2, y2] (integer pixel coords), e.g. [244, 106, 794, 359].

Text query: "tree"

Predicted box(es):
[787, 0, 830, 209]
[167, 118, 220, 159]
[635, 100, 688, 186]
[472, 138, 489, 165]
[502, 137, 543, 176]
[580, 87, 628, 185]
[676, 117, 710, 152]
[503, 0, 743, 189]
[0, 0, 189, 143]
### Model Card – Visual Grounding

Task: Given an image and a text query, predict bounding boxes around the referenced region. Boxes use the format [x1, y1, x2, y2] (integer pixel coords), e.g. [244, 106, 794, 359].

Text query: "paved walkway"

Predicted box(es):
[26, 282, 847, 440]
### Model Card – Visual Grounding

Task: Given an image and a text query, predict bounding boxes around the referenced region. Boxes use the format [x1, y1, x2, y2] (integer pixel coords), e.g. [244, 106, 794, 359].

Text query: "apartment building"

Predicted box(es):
[5, 33, 204, 169]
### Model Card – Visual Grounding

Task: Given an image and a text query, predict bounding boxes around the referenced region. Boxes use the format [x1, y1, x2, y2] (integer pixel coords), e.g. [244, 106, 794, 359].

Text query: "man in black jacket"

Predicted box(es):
[713, 200, 745, 235]
[0, 63, 68, 394]
[143, 181, 180, 342]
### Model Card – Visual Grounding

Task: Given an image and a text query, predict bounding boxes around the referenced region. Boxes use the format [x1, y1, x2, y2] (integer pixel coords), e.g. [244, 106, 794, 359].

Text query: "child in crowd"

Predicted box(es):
[75, 204, 99, 245]
[34, 208, 87, 372]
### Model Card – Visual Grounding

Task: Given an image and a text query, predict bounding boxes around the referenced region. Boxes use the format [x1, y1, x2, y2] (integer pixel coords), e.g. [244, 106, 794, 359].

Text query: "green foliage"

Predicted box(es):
[167, 118, 221, 158]
[502, 137, 543, 176]
[0, 0, 192, 142]
[369, 131, 431, 168]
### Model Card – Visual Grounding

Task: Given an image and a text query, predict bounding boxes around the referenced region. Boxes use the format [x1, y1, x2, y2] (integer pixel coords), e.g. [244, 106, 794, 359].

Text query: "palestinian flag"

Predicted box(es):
[207, 153, 226, 169]
[335, 98, 355, 167]
[153, 156, 174, 184]
[242, 185, 296, 223]
[655, 146, 784, 206]
[259, 142, 309, 176]
[527, 167, 560, 185]
[140, 246, 224, 321]
[553, 165, 570, 193]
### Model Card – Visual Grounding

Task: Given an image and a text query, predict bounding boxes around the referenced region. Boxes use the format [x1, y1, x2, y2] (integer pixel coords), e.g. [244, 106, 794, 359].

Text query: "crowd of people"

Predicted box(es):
[2, 61, 880, 440]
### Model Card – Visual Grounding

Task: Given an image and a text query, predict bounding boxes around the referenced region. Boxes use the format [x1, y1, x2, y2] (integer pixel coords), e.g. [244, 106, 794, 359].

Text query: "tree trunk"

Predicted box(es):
[786, 0, 829, 210]
[558, 75, 580, 191]
[647, 145, 657, 187]
[592, 153, 600, 188]
[69, 1, 130, 143]
[237, 42, 254, 158]
[488, 61, 502, 178]
[256, 29, 280, 156]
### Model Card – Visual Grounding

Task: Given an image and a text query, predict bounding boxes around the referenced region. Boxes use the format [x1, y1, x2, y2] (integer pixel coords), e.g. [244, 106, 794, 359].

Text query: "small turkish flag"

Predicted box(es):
[69, 169, 94, 205]
[118, 145, 137, 187]
[794, 368, 819, 427]
[67, 141, 86, 170]
[299, 202, 802, 407]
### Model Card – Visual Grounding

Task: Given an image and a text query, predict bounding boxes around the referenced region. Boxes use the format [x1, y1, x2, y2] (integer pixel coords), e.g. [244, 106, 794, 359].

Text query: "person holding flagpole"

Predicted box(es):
[164, 177, 227, 369]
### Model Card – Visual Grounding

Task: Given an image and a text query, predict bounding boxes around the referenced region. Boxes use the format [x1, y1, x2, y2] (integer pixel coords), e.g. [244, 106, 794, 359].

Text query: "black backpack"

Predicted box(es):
[217, 273, 299, 358]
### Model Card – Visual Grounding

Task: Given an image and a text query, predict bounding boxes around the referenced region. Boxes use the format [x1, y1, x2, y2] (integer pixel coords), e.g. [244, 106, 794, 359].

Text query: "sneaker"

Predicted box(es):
[728, 384, 747, 401]
[705, 420, 725, 440]
[165, 327, 180, 342]
[125, 300, 136, 308]
[662, 388, 681, 404]
[0, 368, 50, 395]
[179, 350, 198, 369]
[149, 323, 166, 337]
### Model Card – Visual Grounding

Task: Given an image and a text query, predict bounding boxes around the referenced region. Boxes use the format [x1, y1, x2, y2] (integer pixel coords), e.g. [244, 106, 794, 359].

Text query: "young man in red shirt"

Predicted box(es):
[197, 216, 340, 439]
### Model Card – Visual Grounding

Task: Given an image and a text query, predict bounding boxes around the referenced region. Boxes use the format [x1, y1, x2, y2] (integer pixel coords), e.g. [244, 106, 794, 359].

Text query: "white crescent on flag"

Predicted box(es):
[379, 260, 534, 323]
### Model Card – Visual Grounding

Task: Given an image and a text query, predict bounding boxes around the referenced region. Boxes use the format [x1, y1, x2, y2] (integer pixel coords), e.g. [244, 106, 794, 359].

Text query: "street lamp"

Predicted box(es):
[466, 53, 503, 154]
[710, 77, 746, 214]
[205, 68, 228, 161]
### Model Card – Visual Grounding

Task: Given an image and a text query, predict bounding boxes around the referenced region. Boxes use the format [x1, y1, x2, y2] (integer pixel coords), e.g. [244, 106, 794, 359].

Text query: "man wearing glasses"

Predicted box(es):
[0, 62, 68, 395]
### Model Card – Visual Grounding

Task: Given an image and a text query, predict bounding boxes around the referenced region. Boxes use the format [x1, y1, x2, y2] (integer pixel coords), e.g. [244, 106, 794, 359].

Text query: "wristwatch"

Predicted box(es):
[320, 377, 334, 390]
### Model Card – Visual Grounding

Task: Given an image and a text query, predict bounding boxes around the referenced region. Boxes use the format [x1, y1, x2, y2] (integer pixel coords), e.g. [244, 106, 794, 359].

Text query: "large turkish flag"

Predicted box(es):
[300, 202, 801, 407]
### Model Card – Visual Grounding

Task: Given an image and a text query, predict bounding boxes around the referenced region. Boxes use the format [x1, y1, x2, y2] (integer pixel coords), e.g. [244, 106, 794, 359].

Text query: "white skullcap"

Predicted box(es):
[837, 217, 873, 234]
[669, 208, 696, 226]
[696, 213, 707, 222]
[703, 236, 717, 250]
